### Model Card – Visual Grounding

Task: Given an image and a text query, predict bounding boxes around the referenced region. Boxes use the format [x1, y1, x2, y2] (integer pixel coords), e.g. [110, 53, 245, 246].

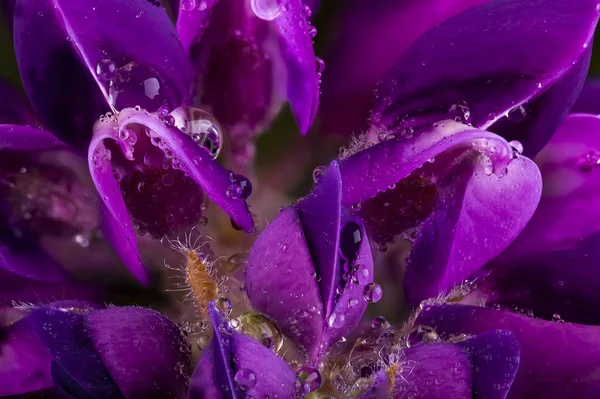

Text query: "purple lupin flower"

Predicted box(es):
[245, 161, 376, 363]
[173, 0, 320, 165]
[358, 330, 520, 399]
[188, 301, 296, 398]
[24, 303, 191, 398]
[8, 0, 256, 284]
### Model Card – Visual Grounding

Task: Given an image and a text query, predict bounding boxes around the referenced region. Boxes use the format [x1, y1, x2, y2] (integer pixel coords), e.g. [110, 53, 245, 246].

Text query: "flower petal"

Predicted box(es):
[392, 343, 472, 398]
[0, 243, 67, 283]
[500, 114, 600, 258]
[417, 304, 600, 398]
[0, 79, 36, 125]
[245, 206, 325, 359]
[405, 154, 541, 305]
[572, 80, 600, 114]
[14, 0, 192, 146]
[272, 0, 319, 134]
[88, 128, 148, 286]
[0, 316, 53, 396]
[457, 330, 520, 399]
[117, 109, 254, 232]
[29, 307, 124, 399]
[320, 0, 487, 134]
[357, 371, 390, 399]
[86, 307, 191, 399]
[372, 0, 599, 156]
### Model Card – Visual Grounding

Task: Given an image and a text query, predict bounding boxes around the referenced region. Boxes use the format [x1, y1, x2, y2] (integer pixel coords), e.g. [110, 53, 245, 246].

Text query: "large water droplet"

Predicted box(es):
[250, 0, 282, 20]
[236, 312, 283, 352]
[228, 173, 252, 199]
[234, 368, 257, 390]
[328, 312, 346, 328]
[406, 325, 439, 347]
[297, 367, 321, 393]
[340, 221, 362, 261]
[363, 283, 383, 303]
[170, 106, 223, 159]
[96, 59, 117, 81]
[507, 105, 527, 123]
[109, 62, 167, 112]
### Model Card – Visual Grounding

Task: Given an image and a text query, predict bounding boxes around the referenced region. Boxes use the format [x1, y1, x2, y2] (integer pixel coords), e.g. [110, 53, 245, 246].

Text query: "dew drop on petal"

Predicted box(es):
[406, 325, 439, 347]
[363, 283, 383, 303]
[297, 367, 321, 393]
[507, 105, 527, 123]
[315, 57, 325, 74]
[236, 312, 283, 352]
[328, 312, 345, 328]
[95, 59, 117, 81]
[371, 316, 390, 330]
[312, 166, 325, 183]
[234, 368, 257, 390]
[250, 0, 282, 20]
[508, 140, 523, 154]
[170, 106, 223, 159]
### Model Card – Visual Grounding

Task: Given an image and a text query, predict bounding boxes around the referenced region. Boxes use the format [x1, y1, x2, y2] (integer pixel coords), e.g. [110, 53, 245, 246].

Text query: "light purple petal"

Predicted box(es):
[320, 0, 487, 134]
[417, 304, 600, 398]
[245, 206, 325, 360]
[14, 0, 192, 146]
[86, 307, 191, 399]
[372, 0, 599, 156]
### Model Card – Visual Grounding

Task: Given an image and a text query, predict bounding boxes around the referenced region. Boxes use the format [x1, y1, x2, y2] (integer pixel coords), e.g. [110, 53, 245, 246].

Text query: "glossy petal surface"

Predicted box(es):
[373, 0, 599, 156]
[14, 0, 192, 146]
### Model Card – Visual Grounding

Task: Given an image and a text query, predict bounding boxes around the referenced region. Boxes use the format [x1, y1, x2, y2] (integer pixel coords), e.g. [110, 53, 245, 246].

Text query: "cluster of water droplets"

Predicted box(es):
[181, 0, 212, 11]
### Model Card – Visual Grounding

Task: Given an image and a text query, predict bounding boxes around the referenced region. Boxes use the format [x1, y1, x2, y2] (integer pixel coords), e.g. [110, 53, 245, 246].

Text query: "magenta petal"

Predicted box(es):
[14, 0, 192, 146]
[502, 114, 600, 258]
[245, 206, 325, 360]
[405, 154, 541, 305]
[86, 307, 191, 399]
[175, 0, 216, 51]
[417, 304, 600, 398]
[117, 109, 254, 232]
[0, 124, 67, 152]
[88, 130, 148, 286]
[373, 0, 599, 156]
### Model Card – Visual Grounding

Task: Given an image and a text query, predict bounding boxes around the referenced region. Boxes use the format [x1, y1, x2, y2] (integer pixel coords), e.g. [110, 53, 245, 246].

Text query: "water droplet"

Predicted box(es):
[74, 233, 90, 248]
[348, 299, 359, 308]
[351, 202, 362, 211]
[170, 106, 223, 159]
[95, 59, 117, 81]
[328, 312, 346, 328]
[109, 62, 167, 112]
[508, 140, 523, 154]
[312, 166, 325, 183]
[302, 4, 312, 18]
[236, 312, 283, 352]
[250, 0, 282, 20]
[507, 105, 527, 123]
[351, 263, 370, 285]
[226, 184, 243, 199]
[297, 367, 321, 393]
[363, 283, 383, 303]
[228, 173, 252, 199]
[215, 297, 232, 315]
[308, 25, 317, 38]
[578, 150, 600, 172]
[552, 313, 564, 323]
[315, 57, 325, 74]
[234, 368, 257, 390]
[182, 0, 197, 10]
[371, 316, 390, 330]
[340, 221, 362, 261]
[407, 325, 439, 347]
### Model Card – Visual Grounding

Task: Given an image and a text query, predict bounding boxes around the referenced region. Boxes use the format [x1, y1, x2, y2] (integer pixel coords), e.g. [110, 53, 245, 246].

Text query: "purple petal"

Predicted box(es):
[29, 307, 123, 399]
[340, 123, 541, 305]
[0, 124, 67, 152]
[175, 0, 216, 51]
[320, 0, 487, 134]
[117, 109, 254, 232]
[457, 330, 520, 399]
[0, 317, 53, 396]
[392, 343, 472, 398]
[0, 79, 36, 125]
[295, 160, 343, 317]
[245, 206, 325, 360]
[88, 130, 148, 286]
[417, 304, 600, 398]
[272, 0, 319, 134]
[572, 80, 600, 114]
[357, 372, 390, 399]
[501, 114, 600, 258]
[372, 0, 599, 156]
[0, 243, 67, 283]
[14, 0, 192, 146]
[231, 333, 296, 398]
[86, 307, 191, 399]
